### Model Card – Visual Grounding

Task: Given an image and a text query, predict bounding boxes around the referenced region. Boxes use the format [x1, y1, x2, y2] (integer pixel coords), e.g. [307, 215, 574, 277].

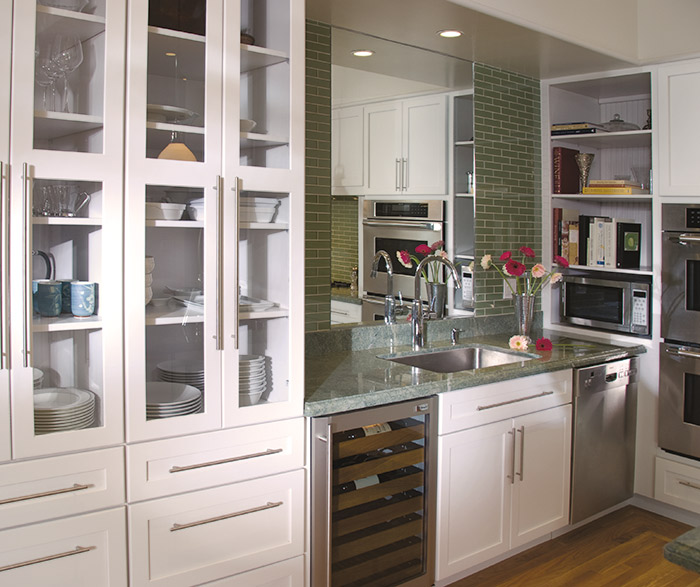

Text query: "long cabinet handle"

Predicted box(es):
[516, 426, 525, 481]
[0, 545, 96, 573]
[507, 428, 516, 484]
[169, 448, 283, 473]
[395, 159, 401, 191]
[477, 391, 554, 411]
[233, 176, 241, 350]
[21, 163, 32, 368]
[170, 500, 283, 532]
[402, 158, 408, 191]
[0, 483, 93, 506]
[215, 175, 224, 351]
[679, 480, 700, 491]
[0, 161, 8, 370]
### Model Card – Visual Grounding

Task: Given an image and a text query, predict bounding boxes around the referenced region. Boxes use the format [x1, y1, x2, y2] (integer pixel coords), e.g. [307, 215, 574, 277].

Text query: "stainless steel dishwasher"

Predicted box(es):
[570, 357, 638, 524]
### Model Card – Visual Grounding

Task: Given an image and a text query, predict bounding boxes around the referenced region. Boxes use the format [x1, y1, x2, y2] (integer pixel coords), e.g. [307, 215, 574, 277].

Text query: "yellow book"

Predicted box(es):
[582, 186, 649, 195]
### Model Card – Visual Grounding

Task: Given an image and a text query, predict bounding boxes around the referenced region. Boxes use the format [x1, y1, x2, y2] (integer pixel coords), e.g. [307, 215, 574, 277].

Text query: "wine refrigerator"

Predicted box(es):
[311, 397, 437, 587]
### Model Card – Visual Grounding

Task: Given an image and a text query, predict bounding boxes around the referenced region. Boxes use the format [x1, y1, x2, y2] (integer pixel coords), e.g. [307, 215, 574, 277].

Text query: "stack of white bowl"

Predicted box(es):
[156, 359, 204, 393]
[33, 368, 44, 389]
[239, 355, 266, 405]
[186, 198, 205, 221]
[145, 202, 186, 220]
[34, 388, 96, 435]
[145, 256, 154, 305]
[146, 381, 203, 420]
[240, 197, 280, 223]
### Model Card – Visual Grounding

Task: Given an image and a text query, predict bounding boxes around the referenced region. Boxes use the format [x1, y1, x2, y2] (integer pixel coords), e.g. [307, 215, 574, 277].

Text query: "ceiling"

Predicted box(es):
[306, 0, 639, 81]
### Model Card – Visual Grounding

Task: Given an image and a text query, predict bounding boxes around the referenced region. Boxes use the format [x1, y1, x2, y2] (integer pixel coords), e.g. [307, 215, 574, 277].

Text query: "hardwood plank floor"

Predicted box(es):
[448, 506, 700, 586]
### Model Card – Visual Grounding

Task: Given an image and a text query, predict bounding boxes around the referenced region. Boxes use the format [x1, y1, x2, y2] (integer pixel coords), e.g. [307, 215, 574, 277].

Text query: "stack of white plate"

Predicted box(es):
[156, 359, 204, 392]
[146, 381, 203, 420]
[240, 197, 280, 223]
[34, 388, 96, 435]
[186, 197, 205, 221]
[239, 354, 266, 406]
[33, 368, 44, 389]
[145, 256, 155, 305]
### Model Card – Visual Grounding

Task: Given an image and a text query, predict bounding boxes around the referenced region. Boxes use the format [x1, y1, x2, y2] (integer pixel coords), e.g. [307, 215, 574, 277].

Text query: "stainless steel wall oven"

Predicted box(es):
[660, 203, 700, 460]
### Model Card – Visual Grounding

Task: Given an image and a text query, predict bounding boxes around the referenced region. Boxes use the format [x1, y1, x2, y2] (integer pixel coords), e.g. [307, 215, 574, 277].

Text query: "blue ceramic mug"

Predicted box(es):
[71, 281, 96, 317]
[34, 280, 62, 317]
[59, 279, 77, 314]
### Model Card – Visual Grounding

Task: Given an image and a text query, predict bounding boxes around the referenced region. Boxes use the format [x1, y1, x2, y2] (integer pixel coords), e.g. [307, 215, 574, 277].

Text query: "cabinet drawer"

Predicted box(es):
[200, 555, 305, 586]
[127, 418, 305, 501]
[655, 456, 700, 514]
[0, 446, 125, 530]
[439, 370, 572, 434]
[0, 508, 127, 585]
[128, 469, 305, 586]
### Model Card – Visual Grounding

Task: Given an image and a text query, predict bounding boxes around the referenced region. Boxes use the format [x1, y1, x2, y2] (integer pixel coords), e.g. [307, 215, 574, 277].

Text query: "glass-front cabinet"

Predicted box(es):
[124, 0, 303, 442]
[7, 0, 126, 459]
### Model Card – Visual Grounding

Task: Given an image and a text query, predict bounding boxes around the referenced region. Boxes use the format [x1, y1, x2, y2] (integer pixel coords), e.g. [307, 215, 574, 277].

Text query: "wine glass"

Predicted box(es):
[51, 34, 83, 113]
[35, 40, 61, 111]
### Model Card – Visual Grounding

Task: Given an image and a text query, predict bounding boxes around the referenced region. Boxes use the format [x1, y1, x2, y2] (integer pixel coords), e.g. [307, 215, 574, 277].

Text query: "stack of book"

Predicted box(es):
[582, 179, 649, 195]
[551, 122, 609, 136]
[553, 207, 641, 269]
[552, 146, 580, 194]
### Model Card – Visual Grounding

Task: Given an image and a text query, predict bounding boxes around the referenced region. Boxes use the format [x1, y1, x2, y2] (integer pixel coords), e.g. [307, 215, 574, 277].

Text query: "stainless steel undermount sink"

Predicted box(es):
[381, 345, 536, 373]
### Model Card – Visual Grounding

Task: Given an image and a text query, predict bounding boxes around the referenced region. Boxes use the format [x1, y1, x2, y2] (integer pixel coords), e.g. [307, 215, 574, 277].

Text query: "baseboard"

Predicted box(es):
[631, 494, 700, 527]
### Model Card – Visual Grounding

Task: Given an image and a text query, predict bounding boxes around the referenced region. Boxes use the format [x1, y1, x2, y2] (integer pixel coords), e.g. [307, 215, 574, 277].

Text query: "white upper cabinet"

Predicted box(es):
[124, 0, 303, 443]
[332, 105, 364, 195]
[365, 95, 447, 196]
[657, 58, 700, 196]
[8, 0, 126, 459]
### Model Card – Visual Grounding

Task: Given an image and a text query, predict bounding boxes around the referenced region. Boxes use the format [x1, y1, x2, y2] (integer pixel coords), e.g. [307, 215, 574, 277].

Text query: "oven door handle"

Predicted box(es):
[677, 234, 700, 245]
[666, 346, 700, 360]
[362, 220, 442, 231]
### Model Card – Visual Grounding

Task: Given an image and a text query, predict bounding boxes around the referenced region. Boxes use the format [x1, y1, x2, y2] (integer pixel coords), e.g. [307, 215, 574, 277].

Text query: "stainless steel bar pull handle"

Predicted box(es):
[516, 426, 525, 481]
[0, 546, 96, 573]
[678, 234, 700, 245]
[170, 501, 283, 532]
[402, 158, 408, 191]
[215, 175, 224, 351]
[666, 346, 700, 360]
[0, 161, 8, 370]
[477, 391, 554, 411]
[507, 428, 516, 484]
[22, 163, 32, 368]
[233, 176, 241, 350]
[362, 220, 442, 231]
[679, 480, 700, 491]
[0, 483, 93, 506]
[169, 448, 283, 473]
[395, 159, 401, 191]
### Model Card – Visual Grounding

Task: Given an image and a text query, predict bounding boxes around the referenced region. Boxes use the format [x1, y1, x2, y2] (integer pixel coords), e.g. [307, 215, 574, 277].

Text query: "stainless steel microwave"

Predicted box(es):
[560, 275, 651, 337]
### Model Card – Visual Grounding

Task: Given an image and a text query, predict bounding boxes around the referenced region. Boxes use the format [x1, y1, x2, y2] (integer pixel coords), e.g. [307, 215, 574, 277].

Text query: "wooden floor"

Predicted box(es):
[448, 506, 700, 586]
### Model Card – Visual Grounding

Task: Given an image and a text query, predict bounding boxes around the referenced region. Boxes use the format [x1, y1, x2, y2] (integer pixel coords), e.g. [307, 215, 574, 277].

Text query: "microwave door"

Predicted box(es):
[562, 279, 630, 333]
[659, 343, 700, 460]
[662, 232, 700, 343]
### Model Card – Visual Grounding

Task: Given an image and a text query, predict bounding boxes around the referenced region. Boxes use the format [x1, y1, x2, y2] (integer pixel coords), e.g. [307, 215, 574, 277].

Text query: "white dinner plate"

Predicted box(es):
[147, 104, 198, 124]
[146, 382, 202, 406]
[34, 388, 95, 412]
[157, 359, 205, 375]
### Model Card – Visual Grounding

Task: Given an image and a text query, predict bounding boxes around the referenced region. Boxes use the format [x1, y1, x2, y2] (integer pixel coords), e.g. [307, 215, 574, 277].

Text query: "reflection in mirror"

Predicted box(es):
[329, 27, 474, 327]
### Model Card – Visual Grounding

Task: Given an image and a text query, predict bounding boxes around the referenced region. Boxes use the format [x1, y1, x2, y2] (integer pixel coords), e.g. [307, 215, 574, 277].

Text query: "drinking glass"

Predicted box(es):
[35, 40, 61, 111]
[51, 34, 83, 113]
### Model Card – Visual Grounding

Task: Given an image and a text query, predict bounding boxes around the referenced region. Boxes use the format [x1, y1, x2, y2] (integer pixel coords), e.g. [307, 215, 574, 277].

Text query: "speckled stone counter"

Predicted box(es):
[665, 527, 700, 574]
[304, 318, 646, 417]
[330, 287, 361, 304]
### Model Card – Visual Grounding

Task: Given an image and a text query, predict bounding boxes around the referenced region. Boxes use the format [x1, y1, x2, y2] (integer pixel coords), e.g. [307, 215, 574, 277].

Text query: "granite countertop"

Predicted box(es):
[665, 527, 700, 574]
[330, 287, 362, 305]
[304, 329, 646, 417]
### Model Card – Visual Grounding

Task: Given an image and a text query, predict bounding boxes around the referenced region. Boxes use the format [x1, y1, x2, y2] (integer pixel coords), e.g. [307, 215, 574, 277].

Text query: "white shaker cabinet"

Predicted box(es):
[658, 59, 700, 196]
[332, 105, 364, 195]
[436, 371, 572, 582]
[8, 0, 126, 459]
[365, 95, 447, 196]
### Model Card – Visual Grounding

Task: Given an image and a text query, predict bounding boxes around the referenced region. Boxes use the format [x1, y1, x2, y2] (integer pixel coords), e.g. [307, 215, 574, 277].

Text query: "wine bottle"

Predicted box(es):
[333, 466, 422, 495]
[333, 441, 422, 469]
[333, 417, 422, 443]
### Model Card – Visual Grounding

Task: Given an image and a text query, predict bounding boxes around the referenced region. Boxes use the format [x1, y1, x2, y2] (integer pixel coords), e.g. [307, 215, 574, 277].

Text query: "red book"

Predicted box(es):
[552, 147, 580, 194]
[552, 207, 562, 258]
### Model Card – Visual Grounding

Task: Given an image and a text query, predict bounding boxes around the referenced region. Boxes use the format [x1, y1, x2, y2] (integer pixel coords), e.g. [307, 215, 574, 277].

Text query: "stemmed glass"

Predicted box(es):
[35, 40, 61, 111]
[51, 34, 83, 113]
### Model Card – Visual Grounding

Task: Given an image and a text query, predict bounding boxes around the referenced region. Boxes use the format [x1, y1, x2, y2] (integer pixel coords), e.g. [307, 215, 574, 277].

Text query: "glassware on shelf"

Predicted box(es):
[574, 152, 594, 192]
[38, 0, 89, 11]
[35, 40, 61, 111]
[51, 33, 83, 113]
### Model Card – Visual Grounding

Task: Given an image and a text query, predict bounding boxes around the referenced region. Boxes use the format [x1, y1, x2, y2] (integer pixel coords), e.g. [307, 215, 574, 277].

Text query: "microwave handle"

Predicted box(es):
[362, 219, 442, 231]
[666, 346, 700, 360]
[678, 234, 700, 245]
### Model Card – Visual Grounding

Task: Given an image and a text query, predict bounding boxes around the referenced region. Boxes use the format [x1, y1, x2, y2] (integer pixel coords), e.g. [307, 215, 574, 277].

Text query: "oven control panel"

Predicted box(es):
[631, 288, 649, 331]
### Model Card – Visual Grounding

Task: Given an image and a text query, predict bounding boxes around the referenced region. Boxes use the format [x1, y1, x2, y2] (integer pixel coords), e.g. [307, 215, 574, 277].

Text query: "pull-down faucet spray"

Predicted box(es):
[370, 250, 396, 324]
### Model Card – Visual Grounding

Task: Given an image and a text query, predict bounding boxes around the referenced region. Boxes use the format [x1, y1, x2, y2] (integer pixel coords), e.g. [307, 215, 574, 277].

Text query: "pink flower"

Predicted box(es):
[437, 250, 448, 260]
[430, 240, 444, 251]
[505, 259, 526, 277]
[416, 244, 432, 255]
[553, 255, 570, 268]
[509, 335, 529, 351]
[500, 251, 512, 261]
[531, 263, 546, 278]
[396, 250, 412, 268]
[520, 246, 536, 258]
[536, 337, 553, 351]
[550, 272, 563, 284]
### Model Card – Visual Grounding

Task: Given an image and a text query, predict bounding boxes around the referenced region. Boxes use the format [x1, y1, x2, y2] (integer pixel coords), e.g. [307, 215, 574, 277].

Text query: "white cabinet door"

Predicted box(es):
[200, 555, 305, 586]
[332, 106, 364, 195]
[510, 404, 572, 549]
[436, 419, 512, 580]
[9, 0, 127, 458]
[0, 0, 10, 464]
[658, 59, 700, 196]
[365, 101, 403, 195]
[0, 508, 127, 586]
[403, 95, 446, 195]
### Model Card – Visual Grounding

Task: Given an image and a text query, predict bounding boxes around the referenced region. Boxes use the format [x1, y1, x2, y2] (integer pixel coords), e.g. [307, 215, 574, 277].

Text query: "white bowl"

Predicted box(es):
[145, 287, 153, 305]
[145, 256, 155, 273]
[240, 119, 257, 132]
[150, 297, 170, 307]
[145, 202, 186, 221]
[145, 273, 153, 287]
[240, 207, 275, 223]
[239, 390, 263, 406]
[186, 205, 205, 221]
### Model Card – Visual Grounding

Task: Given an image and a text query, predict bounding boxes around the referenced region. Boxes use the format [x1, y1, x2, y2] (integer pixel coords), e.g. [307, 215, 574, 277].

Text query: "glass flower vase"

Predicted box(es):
[513, 293, 536, 337]
[426, 282, 447, 318]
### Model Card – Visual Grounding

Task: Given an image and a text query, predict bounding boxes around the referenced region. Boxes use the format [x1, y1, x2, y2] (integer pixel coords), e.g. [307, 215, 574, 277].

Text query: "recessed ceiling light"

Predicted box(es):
[437, 29, 462, 38]
[165, 52, 176, 57]
[352, 49, 374, 57]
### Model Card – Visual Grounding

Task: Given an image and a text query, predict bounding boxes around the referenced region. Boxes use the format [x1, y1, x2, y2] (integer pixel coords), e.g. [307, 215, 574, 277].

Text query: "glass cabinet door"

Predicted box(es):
[124, 0, 225, 442]
[8, 0, 126, 459]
